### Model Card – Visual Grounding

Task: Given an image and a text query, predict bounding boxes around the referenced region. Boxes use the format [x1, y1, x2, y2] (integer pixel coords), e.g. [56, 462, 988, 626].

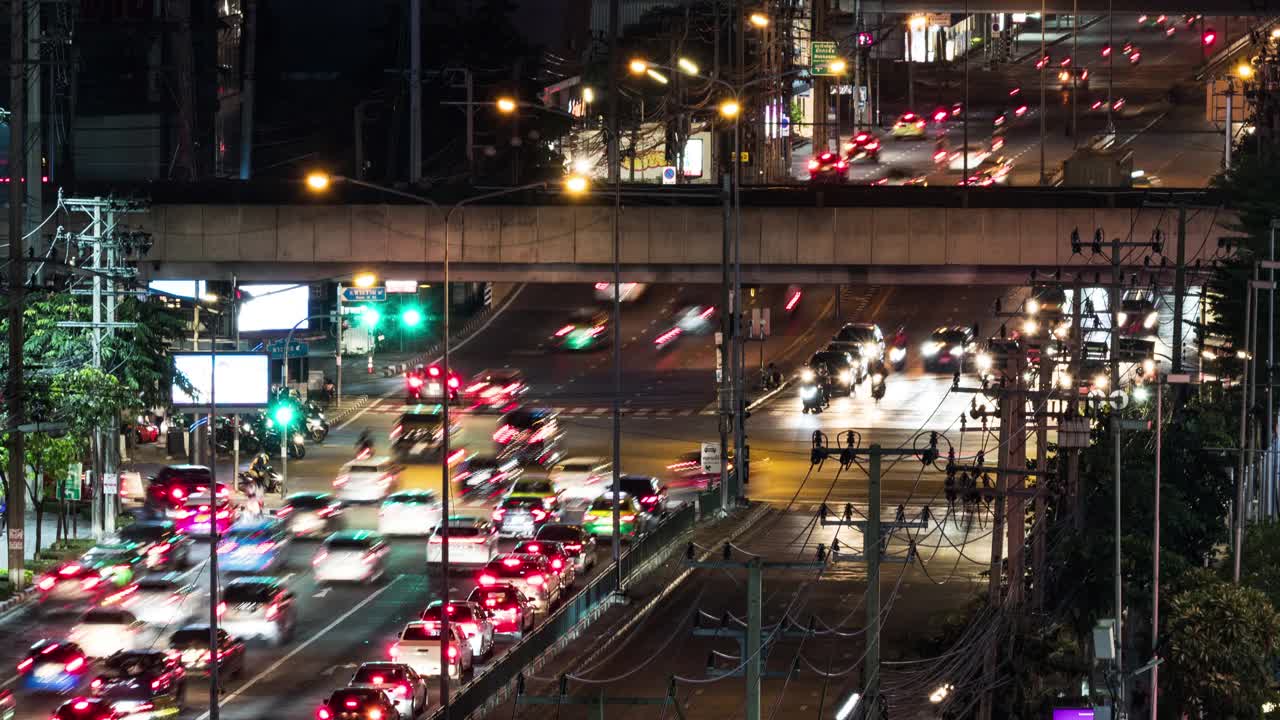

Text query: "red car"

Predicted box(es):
[52, 698, 119, 720]
[406, 364, 461, 404]
[35, 563, 113, 612]
[843, 132, 881, 163]
[463, 369, 526, 410]
[144, 466, 227, 512]
[511, 540, 574, 587]
[172, 497, 236, 538]
[134, 423, 160, 444]
[806, 152, 848, 183]
[467, 583, 536, 637]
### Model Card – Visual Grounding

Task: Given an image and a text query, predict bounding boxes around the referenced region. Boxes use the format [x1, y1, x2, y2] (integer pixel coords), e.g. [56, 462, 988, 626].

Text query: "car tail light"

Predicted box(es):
[428, 366, 441, 377]
[654, 327, 682, 346]
[266, 603, 280, 619]
[388, 643, 400, 659]
[553, 324, 576, 338]
[91, 678, 103, 690]
[215, 601, 226, 617]
[317, 708, 332, 720]
[334, 475, 348, 487]
[65, 657, 86, 673]
[446, 646, 459, 662]
[59, 564, 82, 576]
[216, 510, 231, 520]
[531, 508, 547, 522]
[37, 576, 56, 591]
[491, 509, 506, 521]
[478, 573, 497, 586]
[933, 150, 946, 161]
[866, 141, 879, 150]
[502, 557, 522, 568]
[81, 576, 101, 590]
[642, 495, 657, 503]
[73, 701, 90, 711]
[171, 487, 186, 500]
[551, 558, 563, 570]
[17, 658, 33, 672]
[41, 644, 60, 655]
[563, 543, 582, 551]
[147, 542, 170, 556]
[484, 598, 497, 607]
[103, 584, 138, 606]
[493, 425, 517, 443]
[448, 376, 460, 389]
[527, 574, 544, 586]
[408, 377, 423, 388]
[345, 700, 359, 709]
[151, 678, 162, 690]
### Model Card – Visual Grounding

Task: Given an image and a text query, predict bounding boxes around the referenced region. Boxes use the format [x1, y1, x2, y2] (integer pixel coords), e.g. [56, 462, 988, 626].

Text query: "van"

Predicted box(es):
[334, 456, 401, 504]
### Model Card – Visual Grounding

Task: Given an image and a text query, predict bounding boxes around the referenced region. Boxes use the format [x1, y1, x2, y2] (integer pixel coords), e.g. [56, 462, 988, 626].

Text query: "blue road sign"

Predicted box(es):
[267, 341, 309, 359]
[341, 286, 387, 302]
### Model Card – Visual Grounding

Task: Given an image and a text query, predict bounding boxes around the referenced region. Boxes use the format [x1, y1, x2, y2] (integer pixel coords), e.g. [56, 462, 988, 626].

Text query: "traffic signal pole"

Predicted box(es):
[5, 0, 25, 586]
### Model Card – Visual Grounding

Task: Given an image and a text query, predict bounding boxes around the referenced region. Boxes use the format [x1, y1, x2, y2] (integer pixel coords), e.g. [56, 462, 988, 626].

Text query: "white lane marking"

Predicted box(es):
[193, 574, 407, 720]
[313, 588, 331, 598]
[336, 397, 384, 432]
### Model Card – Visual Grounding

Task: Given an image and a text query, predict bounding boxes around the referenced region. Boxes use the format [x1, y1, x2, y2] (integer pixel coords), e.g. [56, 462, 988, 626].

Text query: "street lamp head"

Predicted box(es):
[305, 172, 332, 191]
[199, 292, 220, 304]
[646, 68, 669, 85]
[748, 12, 769, 28]
[496, 96, 518, 114]
[677, 57, 700, 76]
[353, 272, 378, 289]
[829, 58, 848, 74]
[1236, 63, 1254, 79]
[908, 14, 928, 31]
[564, 175, 590, 195]
[582, 87, 595, 104]
[628, 58, 649, 75]
[718, 99, 742, 118]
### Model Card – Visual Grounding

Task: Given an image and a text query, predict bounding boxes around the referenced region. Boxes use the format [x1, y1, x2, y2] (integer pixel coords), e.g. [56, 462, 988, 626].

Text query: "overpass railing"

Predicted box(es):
[427, 490, 721, 719]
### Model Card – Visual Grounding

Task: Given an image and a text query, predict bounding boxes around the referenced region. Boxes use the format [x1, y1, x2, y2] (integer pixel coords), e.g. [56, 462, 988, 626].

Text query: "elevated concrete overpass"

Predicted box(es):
[15, 184, 1234, 285]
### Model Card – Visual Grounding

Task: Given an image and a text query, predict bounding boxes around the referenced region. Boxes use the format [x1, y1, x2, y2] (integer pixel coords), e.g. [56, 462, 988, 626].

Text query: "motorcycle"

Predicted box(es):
[800, 381, 827, 414]
[870, 372, 886, 403]
[238, 469, 283, 496]
[889, 328, 908, 371]
[262, 427, 306, 459]
[306, 413, 329, 443]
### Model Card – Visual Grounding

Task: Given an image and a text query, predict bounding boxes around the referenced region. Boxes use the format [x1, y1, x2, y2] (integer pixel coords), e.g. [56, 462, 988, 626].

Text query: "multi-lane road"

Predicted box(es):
[1, 277, 1170, 719]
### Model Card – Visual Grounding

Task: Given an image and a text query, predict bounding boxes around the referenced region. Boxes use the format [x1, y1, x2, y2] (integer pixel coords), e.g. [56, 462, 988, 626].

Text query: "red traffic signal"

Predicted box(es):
[1202, 29, 1217, 45]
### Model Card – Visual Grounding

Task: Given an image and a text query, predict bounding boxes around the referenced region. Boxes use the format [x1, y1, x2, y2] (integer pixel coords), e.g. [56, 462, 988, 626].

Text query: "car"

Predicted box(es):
[492, 497, 558, 538]
[17, 640, 91, 692]
[801, 349, 860, 396]
[468, 584, 536, 638]
[143, 465, 216, 512]
[115, 521, 190, 571]
[534, 524, 598, 572]
[493, 409, 563, 467]
[109, 574, 207, 628]
[172, 495, 236, 538]
[806, 151, 848, 183]
[552, 308, 609, 351]
[947, 145, 991, 172]
[390, 622, 473, 680]
[593, 282, 647, 302]
[1118, 289, 1159, 336]
[166, 627, 245, 678]
[89, 650, 187, 715]
[405, 364, 461, 404]
[317, 687, 403, 720]
[921, 326, 978, 373]
[346, 663, 429, 719]
[51, 698, 118, 720]
[617, 475, 669, 516]
[217, 576, 297, 646]
[959, 157, 1014, 187]
[549, 457, 611, 506]
[511, 540, 575, 588]
[830, 322, 885, 360]
[390, 411, 459, 463]
[420, 601, 496, 661]
[1057, 66, 1090, 90]
[313, 530, 390, 583]
[70, 609, 160, 659]
[217, 520, 291, 574]
[463, 368, 526, 409]
[665, 450, 731, 491]
[843, 131, 881, 163]
[454, 454, 522, 499]
[672, 305, 716, 335]
[476, 554, 562, 614]
[426, 517, 499, 566]
[505, 476, 562, 509]
[583, 492, 650, 541]
[335, 457, 402, 504]
[890, 111, 927, 139]
[78, 542, 146, 589]
[276, 492, 345, 538]
[379, 490, 442, 537]
[36, 563, 115, 613]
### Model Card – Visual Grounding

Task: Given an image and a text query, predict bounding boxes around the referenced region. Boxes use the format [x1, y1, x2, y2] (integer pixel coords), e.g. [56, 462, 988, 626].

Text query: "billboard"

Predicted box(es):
[171, 352, 270, 411]
[237, 284, 310, 332]
[149, 280, 206, 300]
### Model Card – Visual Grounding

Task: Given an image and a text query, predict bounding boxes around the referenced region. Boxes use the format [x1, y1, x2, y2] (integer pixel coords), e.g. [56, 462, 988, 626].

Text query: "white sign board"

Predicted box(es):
[237, 284, 311, 332]
[171, 353, 271, 410]
[102, 473, 119, 496]
[7, 528, 22, 551]
[700, 442, 722, 475]
[385, 280, 419, 294]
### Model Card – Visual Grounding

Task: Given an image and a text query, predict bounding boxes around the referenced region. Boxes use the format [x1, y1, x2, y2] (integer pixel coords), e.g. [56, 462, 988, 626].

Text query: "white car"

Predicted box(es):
[116, 574, 208, 628]
[948, 145, 990, 172]
[313, 531, 390, 583]
[593, 282, 646, 302]
[426, 518, 499, 566]
[379, 490, 442, 537]
[420, 601, 495, 662]
[69, 608, 159, 658]
[334, 457, 401, 504]
[392, 622, 473, 679]
[549, 457, 611, 506]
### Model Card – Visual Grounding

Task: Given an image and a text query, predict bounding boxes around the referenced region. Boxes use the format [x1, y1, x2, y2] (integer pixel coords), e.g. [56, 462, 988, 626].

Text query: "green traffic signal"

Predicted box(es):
[272, 404, 295, 426]
[401, 307, 423, 328]
[359, 306, 382, 328]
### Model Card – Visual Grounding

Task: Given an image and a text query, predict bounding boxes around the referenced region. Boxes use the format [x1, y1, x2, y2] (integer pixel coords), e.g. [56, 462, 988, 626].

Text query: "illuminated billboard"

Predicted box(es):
[171, 352, 270, 411]
[237, 284, 311, 332]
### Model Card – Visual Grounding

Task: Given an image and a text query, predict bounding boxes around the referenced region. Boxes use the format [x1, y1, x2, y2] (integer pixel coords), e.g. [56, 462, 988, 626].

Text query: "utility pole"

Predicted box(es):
[719, 174, 731, 509]
[1172, 207, 1187, 377]
[408, 0, 421, 185]
[6, 0, 28, 586]
[25, 0, 41, 260]
[812, 0, 828, 154]
[238, 0, 258, 179]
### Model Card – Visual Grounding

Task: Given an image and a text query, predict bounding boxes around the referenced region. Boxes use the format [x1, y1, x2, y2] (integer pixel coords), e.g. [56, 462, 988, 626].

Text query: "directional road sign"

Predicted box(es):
[810, 41, 839, 76]
[341, 286, 387, 303]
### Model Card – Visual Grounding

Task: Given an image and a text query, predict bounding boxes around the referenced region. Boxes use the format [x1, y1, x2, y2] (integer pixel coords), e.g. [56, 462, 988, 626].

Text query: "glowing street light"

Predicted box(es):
[628, 58, 649, 75]
[908, 14, 928, 31]
[646, 68, 669, 85]
[1236, 63, 1255, 80]
[677, 57, 700, 75]
[582, 87, 595, 104]
[564, 175, 590, 195]
[353, 272, 378, 289]
[305, 172, 331, 191]
[828, 58, 848, 74]
[718, 99, 741, 118]
[496, 96, 518, 113]
[748, 12, 769, 28]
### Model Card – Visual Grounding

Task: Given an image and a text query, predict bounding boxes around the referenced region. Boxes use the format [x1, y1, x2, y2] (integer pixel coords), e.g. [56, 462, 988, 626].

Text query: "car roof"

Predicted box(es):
[225, 575, 282, 589]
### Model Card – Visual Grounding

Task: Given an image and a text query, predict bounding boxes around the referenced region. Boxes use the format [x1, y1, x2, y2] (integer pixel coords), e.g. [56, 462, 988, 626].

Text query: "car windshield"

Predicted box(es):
[135, 578, 182, 593]
[83, 610, 133, 625]
[285, 495, 331, 509]
[155, 467, 211, 485]
[326, 536, 376, 550]
[102, 653, 164, 676]
[225, 529, 275, 544]
[424, 604, 478, 622]
[328, 689, 383, 706]
[346, 465, 382, 475]
[536, 526, 582, 542]
[810, 352, 849, 368]
[474, 588, 519, 605]
[351, 666, 407, 684]
[388, 493, 434, 505]
[933, 330, 968, 344]
[400, 624, 443, 641]
[29, 644, 81, 663]
[223, 583, 276, 604]
[118, 524, 170, 543]
[513, 480, 552, 494]
[590, 497, 632, 511]
[558, 463, 595, 473]
[618, 479, 654, 495]
[169, 630, 212, 647]
[836, 326, 876, 343]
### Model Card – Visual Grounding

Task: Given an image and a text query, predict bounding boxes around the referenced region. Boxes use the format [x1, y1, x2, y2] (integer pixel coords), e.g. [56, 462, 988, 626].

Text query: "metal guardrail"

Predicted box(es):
[429, 493, 719, 720]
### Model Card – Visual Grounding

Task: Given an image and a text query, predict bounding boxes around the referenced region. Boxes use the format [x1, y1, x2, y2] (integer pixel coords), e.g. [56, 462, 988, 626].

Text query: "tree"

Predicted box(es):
[1164, 576, 1280, 718]
[1236, 522, 1280, 609]
[0, 432, 81, 557]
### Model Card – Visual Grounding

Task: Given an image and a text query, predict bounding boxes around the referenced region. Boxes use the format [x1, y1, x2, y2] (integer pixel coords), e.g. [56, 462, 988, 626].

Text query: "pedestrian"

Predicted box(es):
[243, 475, 262, 517]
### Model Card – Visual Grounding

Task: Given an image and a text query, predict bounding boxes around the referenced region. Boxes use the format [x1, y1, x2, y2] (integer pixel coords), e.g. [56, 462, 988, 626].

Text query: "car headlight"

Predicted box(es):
[862, 343, 879, 358]
[871, 373, 884, 384]
[800, 386, 817, 399]
[976, 353, 993, 371]
[800, 368, 815, 382]
[889, 347, 906, 361]
[1026, 298, 1040, 315]
[1144, 311, 1158, 329]
[839, 370, 853, 384]
[1117, 312, 1128, 326]
[921, 342, 941, 357]
[949, 345, 964, 357]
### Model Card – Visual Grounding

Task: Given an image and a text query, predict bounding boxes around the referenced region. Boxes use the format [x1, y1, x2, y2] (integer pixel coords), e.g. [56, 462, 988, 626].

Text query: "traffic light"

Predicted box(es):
[358, 305, 382, 328]
[401, 306, 423, 328]
[1202, 29, 1217, 46]
[271, 403, 295, 428]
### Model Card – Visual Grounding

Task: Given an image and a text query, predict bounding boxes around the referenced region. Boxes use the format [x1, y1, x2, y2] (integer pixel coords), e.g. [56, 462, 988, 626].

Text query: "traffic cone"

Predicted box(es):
[367, 355, 374, 374]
